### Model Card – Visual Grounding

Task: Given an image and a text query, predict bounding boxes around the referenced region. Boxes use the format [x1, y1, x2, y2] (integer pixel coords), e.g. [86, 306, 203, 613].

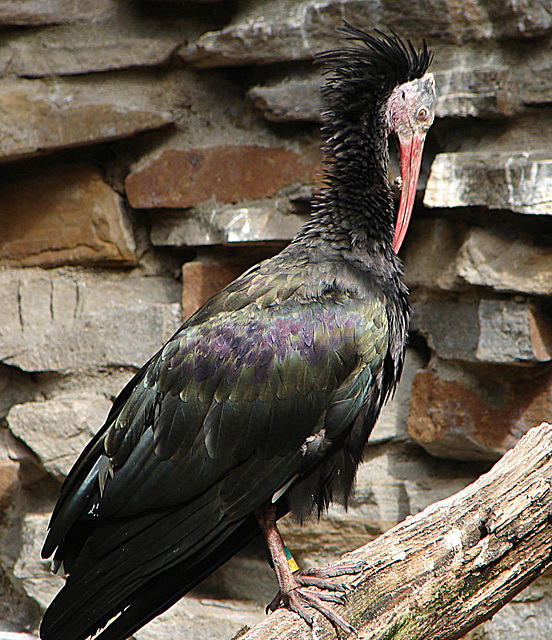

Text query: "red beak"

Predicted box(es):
[392, 132, 426, 253]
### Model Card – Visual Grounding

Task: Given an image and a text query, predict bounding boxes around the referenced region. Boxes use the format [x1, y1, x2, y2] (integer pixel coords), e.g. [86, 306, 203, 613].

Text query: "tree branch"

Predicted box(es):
[234, 422, 552, 640]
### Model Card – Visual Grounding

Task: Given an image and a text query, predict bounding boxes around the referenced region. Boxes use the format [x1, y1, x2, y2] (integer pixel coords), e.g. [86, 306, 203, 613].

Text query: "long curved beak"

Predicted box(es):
[392, 132, 426, 253]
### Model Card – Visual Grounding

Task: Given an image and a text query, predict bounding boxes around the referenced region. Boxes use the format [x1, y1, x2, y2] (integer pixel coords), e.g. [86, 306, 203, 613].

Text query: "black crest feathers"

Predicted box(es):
[318, 24, 433, 117]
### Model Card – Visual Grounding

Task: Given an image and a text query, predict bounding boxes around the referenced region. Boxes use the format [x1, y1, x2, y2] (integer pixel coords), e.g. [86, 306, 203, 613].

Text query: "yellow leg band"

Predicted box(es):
[283, 544, 300, 573]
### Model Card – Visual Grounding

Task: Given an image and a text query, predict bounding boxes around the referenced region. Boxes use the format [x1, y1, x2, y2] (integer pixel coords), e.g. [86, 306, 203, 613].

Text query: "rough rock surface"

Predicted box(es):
[0, 0, 550, 637]
[126, 145, 321, 209]
[151, 198, 308, 246]
[0, 269, 181, 373]
[7, 394, 112, 480]
[0, 80, 171, 161]
[424, 151, 552, 216]
[411, 294, 552, 364]
[407, 360, 552, 460]
[0, 164, 136, 268]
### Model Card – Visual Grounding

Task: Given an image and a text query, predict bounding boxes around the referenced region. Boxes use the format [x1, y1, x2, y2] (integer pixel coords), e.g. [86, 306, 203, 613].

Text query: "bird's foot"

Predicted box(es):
[267, 567, 359, 634]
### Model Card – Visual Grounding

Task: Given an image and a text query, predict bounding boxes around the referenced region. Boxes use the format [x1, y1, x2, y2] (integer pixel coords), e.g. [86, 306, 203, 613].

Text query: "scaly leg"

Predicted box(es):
[255, 503, 357, 634]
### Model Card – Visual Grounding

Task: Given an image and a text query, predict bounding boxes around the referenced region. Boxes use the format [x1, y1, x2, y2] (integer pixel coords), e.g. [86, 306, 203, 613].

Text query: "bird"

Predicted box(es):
[40, 24, 435, 640]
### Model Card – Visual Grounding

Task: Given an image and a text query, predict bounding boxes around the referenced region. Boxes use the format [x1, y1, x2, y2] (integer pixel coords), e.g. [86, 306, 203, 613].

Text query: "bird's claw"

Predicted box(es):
[267, 567, 358, 634]
[269, 585, 355, 634]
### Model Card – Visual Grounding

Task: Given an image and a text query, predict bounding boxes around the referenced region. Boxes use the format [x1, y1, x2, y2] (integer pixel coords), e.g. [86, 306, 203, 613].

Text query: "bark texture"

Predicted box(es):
[236, 422, 552, 640]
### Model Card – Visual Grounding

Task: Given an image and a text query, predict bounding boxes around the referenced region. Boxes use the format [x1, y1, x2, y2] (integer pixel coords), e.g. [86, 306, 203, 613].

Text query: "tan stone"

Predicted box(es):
[0, 82, 171, 161]
[0, 164, 136, 268]
[0, 460, 19, 518]
[125, 145, 321, 209]
[407, 360, 552, 461]
[0, 0, 116, 25]
[455, 227, 552, 296]
[182, 262, 245, 320]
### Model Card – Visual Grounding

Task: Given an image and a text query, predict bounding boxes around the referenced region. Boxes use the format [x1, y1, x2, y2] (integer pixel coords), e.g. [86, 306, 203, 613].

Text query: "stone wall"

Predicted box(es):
[0, 1, 551, 638]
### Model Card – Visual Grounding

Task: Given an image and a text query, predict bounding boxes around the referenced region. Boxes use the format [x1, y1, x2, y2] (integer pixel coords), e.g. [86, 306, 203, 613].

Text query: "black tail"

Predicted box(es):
[40, 510, 260, 640]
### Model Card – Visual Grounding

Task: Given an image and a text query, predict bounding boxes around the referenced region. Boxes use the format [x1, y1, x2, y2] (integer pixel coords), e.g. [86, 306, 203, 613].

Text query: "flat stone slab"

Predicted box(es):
[455, 226, 552, 296]
[407, 359, 552, 460]
[0, 0, 116, 25]
[181, 0, 552, 68]
[0, 79, 171, 162]
[150, 198, 308, 246]
[0, 269, 181, 373]
[424, 151, 552, 215]
[411, 293, 552, 365]
[7, 393, 112, 479]
[126, 145, 321, 209]
[0, 163, 135, 268]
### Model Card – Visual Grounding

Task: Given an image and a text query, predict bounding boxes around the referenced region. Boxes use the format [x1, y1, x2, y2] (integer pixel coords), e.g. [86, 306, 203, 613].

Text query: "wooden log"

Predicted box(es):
[234, 422, 552, 640]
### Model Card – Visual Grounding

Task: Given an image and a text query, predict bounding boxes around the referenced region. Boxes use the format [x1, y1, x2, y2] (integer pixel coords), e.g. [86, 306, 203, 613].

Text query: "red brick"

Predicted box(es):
[126, 145, 321, 209]
[407, 364, 552, 461]
[182, 261, 245, 319]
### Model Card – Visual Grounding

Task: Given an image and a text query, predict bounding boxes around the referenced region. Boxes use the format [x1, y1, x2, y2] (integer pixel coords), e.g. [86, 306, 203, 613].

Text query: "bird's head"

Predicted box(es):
[386, 73, 436, 251]
[319, 25, 436, 252]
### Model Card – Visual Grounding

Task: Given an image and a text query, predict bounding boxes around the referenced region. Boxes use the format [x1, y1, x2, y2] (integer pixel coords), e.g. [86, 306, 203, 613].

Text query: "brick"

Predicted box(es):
[0, 269, 181, 373]
[407, 360, 552, 460]
[181, 262, 245, 320]
[126, 145, 321, 209]
[0, 164, 136, 268]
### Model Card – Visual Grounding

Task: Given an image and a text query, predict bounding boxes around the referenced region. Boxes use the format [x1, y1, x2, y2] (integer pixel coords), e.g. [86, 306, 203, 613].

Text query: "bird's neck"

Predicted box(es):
[295, 108, 396, 257]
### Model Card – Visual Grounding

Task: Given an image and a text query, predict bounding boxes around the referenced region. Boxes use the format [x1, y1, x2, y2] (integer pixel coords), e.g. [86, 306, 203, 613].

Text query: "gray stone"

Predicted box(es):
[248, 66, 518, 123]
[7, 394, 112, 480]
[0, 5, 195, 75]
[248, 76, 322, 122]
[402, 218, 467, 291]
[12, 514, 65, 611]
[150, 199, 308, 246]
[133, 596, 265, 640]
[424, 151, 552, 216]
[181, 0, 552, 68]
[411, 294, 551, 365]
[0, 269, 181, 373]
[0, 366, 36, 421]
[0, 0, 116, 25]
[0, 78, 171, 162]
[455, 226, 552, 296]
[434, 67, 517, 118]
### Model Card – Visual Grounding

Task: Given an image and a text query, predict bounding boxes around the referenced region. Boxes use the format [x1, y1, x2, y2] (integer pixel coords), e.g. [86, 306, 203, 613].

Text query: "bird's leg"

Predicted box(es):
[255, 503, 356, 634]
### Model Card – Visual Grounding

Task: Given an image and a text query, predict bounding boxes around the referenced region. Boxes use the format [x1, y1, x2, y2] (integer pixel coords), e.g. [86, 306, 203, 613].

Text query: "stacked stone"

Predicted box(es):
[0, 1, 550, 639]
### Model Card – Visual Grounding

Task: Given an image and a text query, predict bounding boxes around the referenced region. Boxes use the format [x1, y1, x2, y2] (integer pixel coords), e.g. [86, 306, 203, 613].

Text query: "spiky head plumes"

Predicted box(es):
[318, 24, 433, 129]
[305, 25, 435, 253]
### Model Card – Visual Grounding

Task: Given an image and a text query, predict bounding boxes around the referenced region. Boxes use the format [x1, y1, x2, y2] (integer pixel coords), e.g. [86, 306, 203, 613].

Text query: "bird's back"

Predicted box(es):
[40, 242, 407, 640]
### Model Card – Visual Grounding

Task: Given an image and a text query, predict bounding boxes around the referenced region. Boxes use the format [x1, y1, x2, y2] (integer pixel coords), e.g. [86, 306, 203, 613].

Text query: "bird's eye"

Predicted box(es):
[417, 107, 429, 122]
